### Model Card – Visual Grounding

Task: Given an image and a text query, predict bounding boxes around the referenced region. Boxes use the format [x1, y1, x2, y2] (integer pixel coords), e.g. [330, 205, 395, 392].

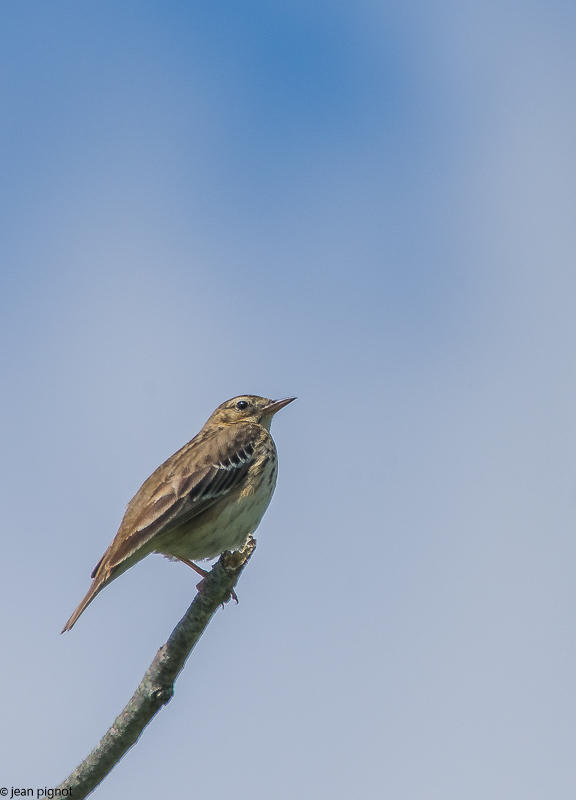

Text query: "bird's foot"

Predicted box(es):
[194, 577, 238, 606]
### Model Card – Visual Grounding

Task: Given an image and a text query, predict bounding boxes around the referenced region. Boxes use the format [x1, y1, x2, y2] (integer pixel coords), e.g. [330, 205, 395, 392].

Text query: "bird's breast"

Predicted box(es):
[156, 451, 278, 561]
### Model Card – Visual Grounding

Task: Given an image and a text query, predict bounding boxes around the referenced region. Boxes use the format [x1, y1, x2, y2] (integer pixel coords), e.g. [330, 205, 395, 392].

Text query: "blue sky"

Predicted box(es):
[2, 1, 576, 798]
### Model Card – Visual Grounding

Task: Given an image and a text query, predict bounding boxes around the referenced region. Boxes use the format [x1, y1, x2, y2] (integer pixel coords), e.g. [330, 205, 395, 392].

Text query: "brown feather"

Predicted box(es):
[61, 394, 295, 632]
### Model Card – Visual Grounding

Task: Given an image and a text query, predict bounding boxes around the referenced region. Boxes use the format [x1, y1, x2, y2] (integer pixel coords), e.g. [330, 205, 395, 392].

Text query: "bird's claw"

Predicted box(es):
[194, 578, 238, 607]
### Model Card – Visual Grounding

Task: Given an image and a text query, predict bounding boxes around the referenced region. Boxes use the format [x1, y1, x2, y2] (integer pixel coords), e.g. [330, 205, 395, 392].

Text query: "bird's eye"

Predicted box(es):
[236, 400, 249, 410]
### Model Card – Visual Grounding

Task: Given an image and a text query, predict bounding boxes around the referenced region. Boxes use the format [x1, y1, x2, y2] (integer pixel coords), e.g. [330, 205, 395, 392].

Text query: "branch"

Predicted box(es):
[56, 536, 257, 799]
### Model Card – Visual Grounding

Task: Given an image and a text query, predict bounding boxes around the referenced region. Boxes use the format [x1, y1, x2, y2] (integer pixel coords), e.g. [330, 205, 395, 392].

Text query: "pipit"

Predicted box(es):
[62, 395, 295, 632]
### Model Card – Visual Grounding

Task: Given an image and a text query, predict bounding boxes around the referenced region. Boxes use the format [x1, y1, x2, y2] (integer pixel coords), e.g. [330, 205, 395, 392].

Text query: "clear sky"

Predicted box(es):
[1, 1, 576, 798]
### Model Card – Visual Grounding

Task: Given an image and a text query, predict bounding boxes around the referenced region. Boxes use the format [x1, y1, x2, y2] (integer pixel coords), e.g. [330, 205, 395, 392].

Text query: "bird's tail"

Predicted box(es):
[61, 579, 105, 633]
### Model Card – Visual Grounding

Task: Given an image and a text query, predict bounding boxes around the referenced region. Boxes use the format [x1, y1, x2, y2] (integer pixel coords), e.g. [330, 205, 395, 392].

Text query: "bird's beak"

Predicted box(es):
[263, 397, 297, 416]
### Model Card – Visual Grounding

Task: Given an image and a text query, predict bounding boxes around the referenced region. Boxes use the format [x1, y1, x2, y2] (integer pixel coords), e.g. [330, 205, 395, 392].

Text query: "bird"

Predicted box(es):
[62, 394, 296, 632]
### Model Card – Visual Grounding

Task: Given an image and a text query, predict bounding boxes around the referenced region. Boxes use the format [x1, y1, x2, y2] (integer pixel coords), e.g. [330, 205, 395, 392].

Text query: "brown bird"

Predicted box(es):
[62, 395, 295, 632]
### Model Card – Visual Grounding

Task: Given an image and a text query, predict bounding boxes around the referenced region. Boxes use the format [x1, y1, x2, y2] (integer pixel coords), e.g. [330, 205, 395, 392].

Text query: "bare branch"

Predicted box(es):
[56, 537, 257, 799]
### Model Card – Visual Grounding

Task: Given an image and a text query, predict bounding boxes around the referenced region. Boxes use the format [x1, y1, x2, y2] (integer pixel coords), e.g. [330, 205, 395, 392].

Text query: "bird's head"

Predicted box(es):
[208, 395, 296, 430]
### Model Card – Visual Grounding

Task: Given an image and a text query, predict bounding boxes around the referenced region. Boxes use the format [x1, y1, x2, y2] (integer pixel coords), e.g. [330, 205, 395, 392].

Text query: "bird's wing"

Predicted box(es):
[92, 425, 258, 576]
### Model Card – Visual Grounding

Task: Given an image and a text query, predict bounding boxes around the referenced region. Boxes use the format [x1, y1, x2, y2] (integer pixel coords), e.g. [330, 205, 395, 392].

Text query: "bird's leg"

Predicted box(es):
[178, 557, 209, 578]
[179, 557, 238, 604]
